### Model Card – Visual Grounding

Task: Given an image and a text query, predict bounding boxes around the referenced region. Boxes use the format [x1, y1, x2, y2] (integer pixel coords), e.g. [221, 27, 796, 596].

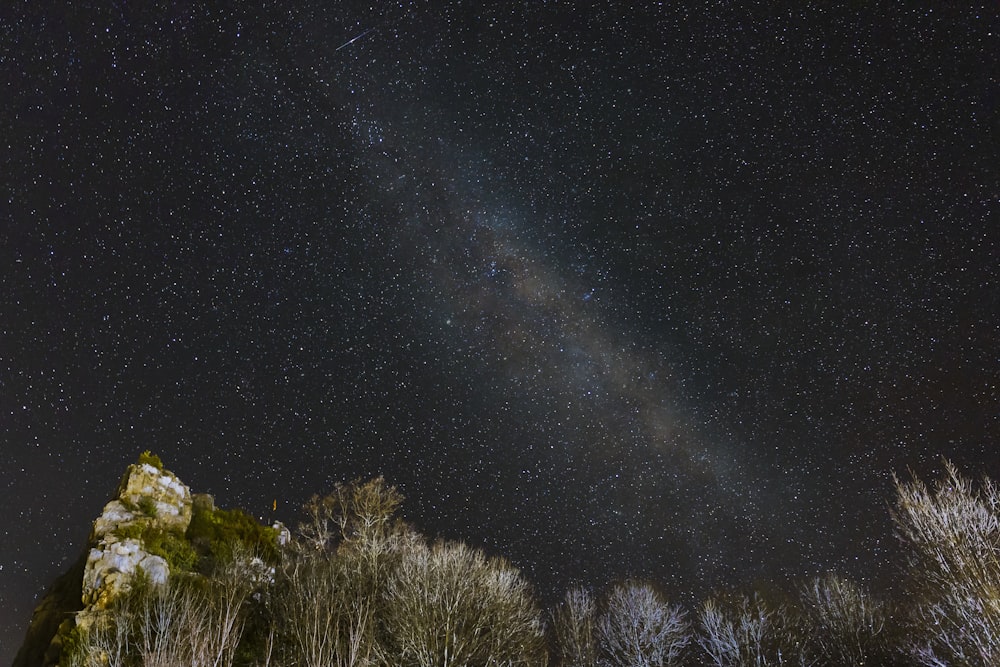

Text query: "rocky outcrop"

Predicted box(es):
[14, 459, 194, 667]
[90, 465, 190, 538]
[14, 455, 288, 667]
[82, 462, 192, 609]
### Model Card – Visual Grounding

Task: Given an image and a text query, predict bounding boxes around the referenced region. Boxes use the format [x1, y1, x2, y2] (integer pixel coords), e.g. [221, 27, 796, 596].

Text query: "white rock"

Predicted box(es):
[91, 500, 138, 537]
[81, 463, 194, 609]
[138, 554, 169, 586]
[138, 462, 161, 476]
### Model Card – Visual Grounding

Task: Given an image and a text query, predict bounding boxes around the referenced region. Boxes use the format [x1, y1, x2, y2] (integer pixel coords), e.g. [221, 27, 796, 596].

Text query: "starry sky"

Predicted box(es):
[2, 2, 998, 662]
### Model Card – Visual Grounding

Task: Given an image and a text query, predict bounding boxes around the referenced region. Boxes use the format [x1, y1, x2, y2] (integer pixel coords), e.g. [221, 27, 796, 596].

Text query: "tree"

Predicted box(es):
[297, 476, 403, 553]
[189, 545, 259, 667]
[596, 581, 689, 667]
[892, 461, 1000, 666]
[552, 587, 598, 667]
[273, 554, 343, 667]
[697, 593, 805, 667]
[380, 539, 546, 667]
[796, 573, 887, 667]
[275, 476, 412, 667]
[65, 546, 259, 667]
[65, 604, 131, 667]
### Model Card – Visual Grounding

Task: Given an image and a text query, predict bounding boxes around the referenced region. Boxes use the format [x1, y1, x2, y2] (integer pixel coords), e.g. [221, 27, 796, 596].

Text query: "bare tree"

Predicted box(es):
[276, 477, 412, 667]
[893, 461, 1000, 666]
[297, 477, 403, 553]
[697, 594, 806, 667]
[251, 622, 278, 667]
[274, 555, 342, 667]
[796, 574, 887, 667]
[93, 614, 131, 667]
[552, 587, 598, 667]
[596, 581, 689, 667]
[188, 546, 258, 667]
[64, 605, 132, 667]
[62, 574, 165, 667]
[133, 579, 199, 667]
[67, 546, 258, 667]
[344, 476, 404, 546]
[132, 551, 257, 667]
[380, 539, 546, 667]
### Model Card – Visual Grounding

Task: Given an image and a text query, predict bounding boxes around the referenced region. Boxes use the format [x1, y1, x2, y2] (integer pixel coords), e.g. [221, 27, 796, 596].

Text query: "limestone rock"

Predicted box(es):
[81, 463, 192, 609]
[92, 462, 192, 539]
[14, 457, 285, 667]
[82, 538, 170, 608]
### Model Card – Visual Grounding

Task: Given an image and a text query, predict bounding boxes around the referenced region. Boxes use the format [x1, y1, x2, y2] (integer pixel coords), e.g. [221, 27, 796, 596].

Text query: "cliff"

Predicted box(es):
[13, 453, 282, 667]
[83, 459, 193, 609]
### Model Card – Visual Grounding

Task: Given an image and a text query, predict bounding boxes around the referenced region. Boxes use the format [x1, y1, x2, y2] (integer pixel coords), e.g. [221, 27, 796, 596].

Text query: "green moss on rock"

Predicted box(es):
[187, 497, 280, 567]
[137, 450, 164, 470]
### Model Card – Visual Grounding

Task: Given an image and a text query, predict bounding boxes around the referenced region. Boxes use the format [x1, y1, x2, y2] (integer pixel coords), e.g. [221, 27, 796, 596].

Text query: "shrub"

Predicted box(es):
[117, 523, 144, 540]
[110, 522, 198, 572]
[187, 503, 280, 567]
[119, 497, 138, 513]
[137, 450, 164, 470]
[59, 623, 92, 667]
[137, 496, 158, 518]
[142, 526, 198, 572]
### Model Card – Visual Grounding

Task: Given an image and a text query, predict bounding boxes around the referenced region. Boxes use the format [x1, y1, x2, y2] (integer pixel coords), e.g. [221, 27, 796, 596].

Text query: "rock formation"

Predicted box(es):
[15, 456, 196, 667]
[82, 460, 192, 609]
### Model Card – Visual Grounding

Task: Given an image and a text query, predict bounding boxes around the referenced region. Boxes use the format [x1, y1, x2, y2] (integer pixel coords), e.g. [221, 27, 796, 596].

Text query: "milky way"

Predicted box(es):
[338, 101, 778, 585]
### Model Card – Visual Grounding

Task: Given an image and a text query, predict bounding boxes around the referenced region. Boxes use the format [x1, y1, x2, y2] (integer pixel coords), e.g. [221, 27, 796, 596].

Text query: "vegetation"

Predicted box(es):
[136, 496, 158, 518]
[892, 461, 1000, 666]
[187, 503, 281, 567]
[598, 581, 689, 667]
[551, 587, 597, 667]
[137, 450, 164, 470]
[380, 540, 545, 667]
[114, 522, 199, 572]
[796, 573, 889, 665]
[696, 593, 796, 667]
[64, 560, 256, 667]
[142, 526, 199, 572]
[48, 461, 1000, 667]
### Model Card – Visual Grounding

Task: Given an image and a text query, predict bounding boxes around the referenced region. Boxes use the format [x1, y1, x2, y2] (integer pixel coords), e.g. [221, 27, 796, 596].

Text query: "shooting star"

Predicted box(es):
[336, 27, 375, 51]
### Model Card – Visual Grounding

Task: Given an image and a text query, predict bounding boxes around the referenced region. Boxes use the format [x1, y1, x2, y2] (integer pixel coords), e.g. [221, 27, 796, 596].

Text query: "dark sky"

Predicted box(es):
[2, 2, 998, 662]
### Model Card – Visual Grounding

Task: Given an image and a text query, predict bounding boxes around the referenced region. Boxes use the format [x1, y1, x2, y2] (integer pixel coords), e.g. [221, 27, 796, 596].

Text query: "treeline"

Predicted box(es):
[63, 462, 1000, 667]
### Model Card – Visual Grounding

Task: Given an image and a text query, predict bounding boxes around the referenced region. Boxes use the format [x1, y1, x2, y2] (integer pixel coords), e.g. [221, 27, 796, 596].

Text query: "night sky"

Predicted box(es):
[2, 3, 998, 662]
